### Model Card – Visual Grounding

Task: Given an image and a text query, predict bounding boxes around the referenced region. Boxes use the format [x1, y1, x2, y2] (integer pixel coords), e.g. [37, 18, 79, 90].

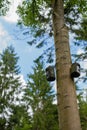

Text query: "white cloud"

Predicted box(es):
[77, 49, 87, 69]
[0, 0, 22, 52]
[83, 60, 87, 69]
[19, 74, 27, 87]
[77, 48, 84, 55]
[0, 23, 11, 52]
[4, 0, 23, 23]
[0, 25, 7, 36]
[53, 81, 57, 104]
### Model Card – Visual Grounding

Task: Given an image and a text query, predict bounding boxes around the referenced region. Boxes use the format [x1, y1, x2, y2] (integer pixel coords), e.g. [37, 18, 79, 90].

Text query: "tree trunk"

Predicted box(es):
[52, 0, 82, 130]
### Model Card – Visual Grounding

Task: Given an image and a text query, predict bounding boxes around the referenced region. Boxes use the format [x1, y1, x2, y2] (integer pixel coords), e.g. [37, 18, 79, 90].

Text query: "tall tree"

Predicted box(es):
[0, 45, 22, 129]
[23, 60, 59, 130]
[52, 1, 81, 130]
[17, 0, 87, 130]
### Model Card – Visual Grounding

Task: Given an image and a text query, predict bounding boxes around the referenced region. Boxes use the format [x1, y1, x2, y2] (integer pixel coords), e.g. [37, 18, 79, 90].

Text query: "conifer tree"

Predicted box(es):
[23, 60, 59, 130]
[0, 45, 22, 129]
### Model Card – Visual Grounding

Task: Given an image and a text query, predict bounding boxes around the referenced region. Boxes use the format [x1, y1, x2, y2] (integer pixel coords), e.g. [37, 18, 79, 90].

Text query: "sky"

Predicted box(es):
[0, 0, 43, 80]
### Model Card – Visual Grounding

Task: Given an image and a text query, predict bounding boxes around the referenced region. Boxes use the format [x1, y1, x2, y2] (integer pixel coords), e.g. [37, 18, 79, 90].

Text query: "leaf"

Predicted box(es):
[27, 39, 36, 46]
[36, 40, 45, 48]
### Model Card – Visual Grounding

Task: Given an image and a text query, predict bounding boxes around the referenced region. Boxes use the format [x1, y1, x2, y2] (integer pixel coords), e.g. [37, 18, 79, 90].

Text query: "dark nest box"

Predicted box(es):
[70, 63, 80, 78]
[46, 66, 55, 82]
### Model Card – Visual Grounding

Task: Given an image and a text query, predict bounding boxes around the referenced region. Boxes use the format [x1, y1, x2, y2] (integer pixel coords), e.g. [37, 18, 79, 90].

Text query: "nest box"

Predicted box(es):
[46, 66, 55, 82]
[70, 63, 80, 78]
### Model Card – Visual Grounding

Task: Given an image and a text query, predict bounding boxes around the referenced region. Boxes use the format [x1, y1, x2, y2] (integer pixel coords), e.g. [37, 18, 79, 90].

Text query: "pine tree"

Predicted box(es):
[23, 60, 59, 130]
[0, 45, 22, 129]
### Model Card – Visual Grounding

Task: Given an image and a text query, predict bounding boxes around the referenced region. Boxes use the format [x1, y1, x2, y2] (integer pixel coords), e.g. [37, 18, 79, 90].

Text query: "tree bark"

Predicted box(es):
[52, 0, 82, 130]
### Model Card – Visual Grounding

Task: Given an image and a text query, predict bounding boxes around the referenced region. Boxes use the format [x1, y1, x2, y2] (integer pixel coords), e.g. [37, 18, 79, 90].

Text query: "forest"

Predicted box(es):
[0, 0, 87, 130]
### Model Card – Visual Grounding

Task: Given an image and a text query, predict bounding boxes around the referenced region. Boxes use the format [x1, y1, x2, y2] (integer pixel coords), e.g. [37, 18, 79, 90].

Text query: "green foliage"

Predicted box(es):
[74, 18, 87, 41]
[23, 60, 59, 130]
[78, 91, 87, 130]
[0, 117, 6, 130]
[0, 0, 10, 15]
[17, 0, 53, 46]
[17, 0, 51, 26]
[1, 45, 20, 74]
[17, 0, 87, 37]
[7, 105, 32, 130]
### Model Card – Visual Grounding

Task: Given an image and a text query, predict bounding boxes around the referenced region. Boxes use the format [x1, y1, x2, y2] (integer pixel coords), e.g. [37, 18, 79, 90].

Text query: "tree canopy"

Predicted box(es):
[17, 0, 87, 41]
[17, 0, 87, 82]
[0, 0, 10, 15]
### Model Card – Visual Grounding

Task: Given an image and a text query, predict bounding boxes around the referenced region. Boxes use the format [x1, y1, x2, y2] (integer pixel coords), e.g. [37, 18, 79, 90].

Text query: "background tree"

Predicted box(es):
[0, 45, 23, 129]
[23, 60, 59, 130]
